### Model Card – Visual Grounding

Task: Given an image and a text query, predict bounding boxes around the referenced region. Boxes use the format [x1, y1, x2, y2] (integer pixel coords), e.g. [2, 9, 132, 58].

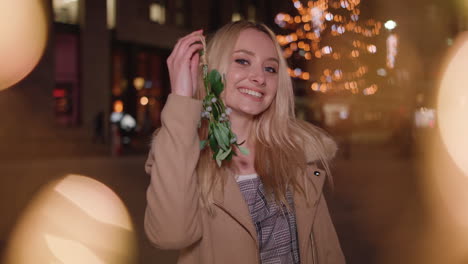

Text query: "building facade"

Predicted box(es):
[0, 0, 279, 159]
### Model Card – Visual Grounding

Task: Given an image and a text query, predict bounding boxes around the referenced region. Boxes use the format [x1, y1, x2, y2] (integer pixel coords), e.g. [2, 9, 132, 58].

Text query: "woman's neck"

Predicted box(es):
[229, 111, 256, 175]
[229, 111, 253, 147]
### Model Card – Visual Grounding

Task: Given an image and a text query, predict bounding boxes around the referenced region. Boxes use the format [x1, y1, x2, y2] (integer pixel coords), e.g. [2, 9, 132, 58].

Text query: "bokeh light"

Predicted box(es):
[3, 174, 137, 264]
[438, 32, 468, 177]
[140, 96, 149, 106]
[0, 0, 48, 91]
[384, 20, 397, 30]
[114, 100, 124, 112]
[413, 32, 468, 264]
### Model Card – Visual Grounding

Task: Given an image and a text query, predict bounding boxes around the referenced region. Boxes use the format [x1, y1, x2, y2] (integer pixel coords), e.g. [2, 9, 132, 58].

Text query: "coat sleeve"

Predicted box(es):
[144, 94, 203, 250]
[314, 194, 346, 264]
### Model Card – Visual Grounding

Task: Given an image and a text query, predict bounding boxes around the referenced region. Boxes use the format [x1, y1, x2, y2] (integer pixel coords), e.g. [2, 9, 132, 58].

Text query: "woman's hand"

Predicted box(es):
[167, 30, 204, 97]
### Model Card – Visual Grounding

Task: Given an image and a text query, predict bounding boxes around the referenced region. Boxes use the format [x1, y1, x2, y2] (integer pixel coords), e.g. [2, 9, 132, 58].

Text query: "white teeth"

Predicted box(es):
[239, 88, 263, 98]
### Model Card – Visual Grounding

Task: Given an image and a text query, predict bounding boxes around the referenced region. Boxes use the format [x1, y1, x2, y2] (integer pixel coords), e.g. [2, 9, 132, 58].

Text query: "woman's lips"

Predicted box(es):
[238, 87, 264, 101]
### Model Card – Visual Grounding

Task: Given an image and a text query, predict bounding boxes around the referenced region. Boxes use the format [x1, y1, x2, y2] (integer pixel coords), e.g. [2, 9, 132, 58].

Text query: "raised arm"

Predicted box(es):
[144, 30, 205, 250]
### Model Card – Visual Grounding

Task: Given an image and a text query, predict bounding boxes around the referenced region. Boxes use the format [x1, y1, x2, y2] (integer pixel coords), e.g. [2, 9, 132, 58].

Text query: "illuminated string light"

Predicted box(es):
[276, 0, 385, 94]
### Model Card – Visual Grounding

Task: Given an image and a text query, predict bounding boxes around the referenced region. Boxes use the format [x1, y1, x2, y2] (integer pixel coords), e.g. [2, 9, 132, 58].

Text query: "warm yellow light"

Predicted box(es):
[114, 100, 124, 113]
[305, 52, 312, 60]
[302, 72, 310, 80]
[298, 41, 304, 49]
[294, 16, 301, 23]
[232, 12, 242, 22]
[290, 42, 298, 51]
[133, 77, 145, 90]
[4, 175, 137, 264]
[45, 235, 105, 264]
[351, 50, 360, 57]
[140, 96, 149, 106]
[0, 0, 48, 91]
[150, 3, 166, 24]
[311, 83, 319, 91]
[367, 44, 377, 53]
[292, 34, 298, 41]
[353, 40, 361, 47]
[412, 34, 468, 264]
[320, 84, 327, 93]
[438, 34, 468, 176]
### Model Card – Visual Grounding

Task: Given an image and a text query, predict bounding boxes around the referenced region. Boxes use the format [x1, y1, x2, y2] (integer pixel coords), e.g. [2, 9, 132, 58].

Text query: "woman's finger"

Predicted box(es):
[168, 30, 202, 66]
[190, 51, 200, 95]
[173, 34, 204, 62]
[172, 30, 203, 58]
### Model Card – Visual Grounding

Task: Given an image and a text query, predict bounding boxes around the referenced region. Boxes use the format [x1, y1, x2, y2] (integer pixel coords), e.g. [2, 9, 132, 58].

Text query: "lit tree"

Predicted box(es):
[275, 0, 383, 95]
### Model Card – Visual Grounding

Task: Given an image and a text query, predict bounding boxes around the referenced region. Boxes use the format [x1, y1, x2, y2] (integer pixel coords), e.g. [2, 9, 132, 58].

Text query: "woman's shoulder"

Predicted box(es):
[295, 119, 337, 162]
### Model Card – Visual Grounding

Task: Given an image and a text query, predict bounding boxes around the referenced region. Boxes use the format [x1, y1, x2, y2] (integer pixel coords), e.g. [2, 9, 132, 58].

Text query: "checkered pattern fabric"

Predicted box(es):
[238, 177, 300, 264]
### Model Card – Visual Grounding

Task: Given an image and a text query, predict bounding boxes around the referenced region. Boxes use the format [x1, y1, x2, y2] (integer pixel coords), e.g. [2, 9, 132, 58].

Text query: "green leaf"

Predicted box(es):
[212, 81, 224, 97]
[214, 149, 223, 167]
[208, 70, 224, 97]
[217, 124, 230, 147]
[212, 103, 220, 120]
[213, 124, 229, 150]
[208, 70, 222, 85]
[219, 147, 232, 160]
[209, 133, 217, 151]
[215, 148, 232, 167]
[238, 146, 250, 156]
[218, 121, 230, 131]
[226, 150, 234, 161]
[199, 140, 206, 150]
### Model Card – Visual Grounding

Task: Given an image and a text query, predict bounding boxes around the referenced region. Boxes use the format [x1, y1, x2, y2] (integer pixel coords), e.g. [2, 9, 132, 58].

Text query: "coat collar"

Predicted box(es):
[213, 174, 259, 245]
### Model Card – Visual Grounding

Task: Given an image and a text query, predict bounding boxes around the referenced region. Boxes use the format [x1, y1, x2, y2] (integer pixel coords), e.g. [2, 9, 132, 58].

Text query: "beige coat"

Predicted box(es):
[144, 94, 345, 264]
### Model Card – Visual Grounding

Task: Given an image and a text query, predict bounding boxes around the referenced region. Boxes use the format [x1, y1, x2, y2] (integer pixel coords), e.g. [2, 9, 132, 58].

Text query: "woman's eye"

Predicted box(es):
[235, 59, 249, 65]
[265, 67, 277, 73]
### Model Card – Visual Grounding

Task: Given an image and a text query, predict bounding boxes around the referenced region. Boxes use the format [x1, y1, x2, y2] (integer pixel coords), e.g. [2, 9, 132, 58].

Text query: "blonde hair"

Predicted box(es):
[195, 21, 336, 210]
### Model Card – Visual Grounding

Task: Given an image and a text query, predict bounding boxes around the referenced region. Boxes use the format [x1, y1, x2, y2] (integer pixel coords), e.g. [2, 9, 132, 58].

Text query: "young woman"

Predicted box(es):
[144, 21, 345, 264]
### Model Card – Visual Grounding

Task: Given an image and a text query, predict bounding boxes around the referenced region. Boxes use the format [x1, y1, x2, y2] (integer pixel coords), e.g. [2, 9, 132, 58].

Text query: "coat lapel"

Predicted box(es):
[211, 161, 326, 255]
[294, 161, 326, 261]
[213, 175, 258, 245]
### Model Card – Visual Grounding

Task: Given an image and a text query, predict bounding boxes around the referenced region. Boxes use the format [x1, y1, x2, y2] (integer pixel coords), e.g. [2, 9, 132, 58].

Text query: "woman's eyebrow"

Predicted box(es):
[233, 49, 279, 63]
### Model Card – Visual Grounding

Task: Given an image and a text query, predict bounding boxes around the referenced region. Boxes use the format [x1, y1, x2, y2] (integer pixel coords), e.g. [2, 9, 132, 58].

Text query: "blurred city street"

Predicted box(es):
[0, 142, 427, 264]
[2, 0, 468, 263]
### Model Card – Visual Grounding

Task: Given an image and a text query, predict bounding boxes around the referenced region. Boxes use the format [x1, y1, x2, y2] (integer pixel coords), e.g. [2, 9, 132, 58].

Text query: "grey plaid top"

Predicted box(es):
[237, 174, 300, 264]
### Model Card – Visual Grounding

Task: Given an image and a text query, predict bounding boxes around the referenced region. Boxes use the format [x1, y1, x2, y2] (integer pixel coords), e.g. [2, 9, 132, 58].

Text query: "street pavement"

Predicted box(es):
[0, 143, 425, 263]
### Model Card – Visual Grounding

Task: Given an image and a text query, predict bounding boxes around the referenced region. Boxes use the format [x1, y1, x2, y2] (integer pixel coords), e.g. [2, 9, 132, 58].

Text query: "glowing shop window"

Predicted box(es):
[232, 12, 242, 22]
[248, 5, 256, 21]
[150, 3, 166, 24]
[107, 0, 116, 29]
[53, 0, 79, 24]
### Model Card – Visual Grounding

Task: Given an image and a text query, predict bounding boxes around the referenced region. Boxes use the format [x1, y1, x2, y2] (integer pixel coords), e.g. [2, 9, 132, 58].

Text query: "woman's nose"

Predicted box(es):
[249, 67, 266, 87]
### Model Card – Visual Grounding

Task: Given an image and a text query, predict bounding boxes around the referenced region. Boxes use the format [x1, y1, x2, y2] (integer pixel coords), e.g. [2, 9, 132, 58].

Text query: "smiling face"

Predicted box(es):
[223, 28, 279, 118]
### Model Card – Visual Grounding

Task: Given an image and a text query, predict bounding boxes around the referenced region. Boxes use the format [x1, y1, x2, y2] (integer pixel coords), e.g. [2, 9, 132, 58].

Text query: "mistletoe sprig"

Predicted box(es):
[199, 40, 249, 167]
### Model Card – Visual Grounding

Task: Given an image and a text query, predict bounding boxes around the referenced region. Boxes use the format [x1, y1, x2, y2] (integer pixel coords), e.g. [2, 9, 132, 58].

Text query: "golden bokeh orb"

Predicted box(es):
[0, 0, 48, 91]
[4, 174, 137, 264]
